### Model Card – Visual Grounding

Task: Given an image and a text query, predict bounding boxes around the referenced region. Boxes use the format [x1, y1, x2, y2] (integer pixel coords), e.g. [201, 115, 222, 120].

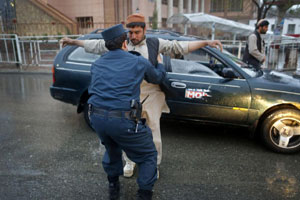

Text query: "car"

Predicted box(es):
[50, 30, 300, 154]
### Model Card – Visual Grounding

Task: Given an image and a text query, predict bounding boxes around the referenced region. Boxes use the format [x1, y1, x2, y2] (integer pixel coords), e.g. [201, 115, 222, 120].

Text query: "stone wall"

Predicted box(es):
[15, 0, 70, 36]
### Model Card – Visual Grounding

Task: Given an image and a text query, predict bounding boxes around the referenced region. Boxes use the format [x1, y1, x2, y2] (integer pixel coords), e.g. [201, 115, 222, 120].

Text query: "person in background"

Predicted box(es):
[243, 19, 269, 70]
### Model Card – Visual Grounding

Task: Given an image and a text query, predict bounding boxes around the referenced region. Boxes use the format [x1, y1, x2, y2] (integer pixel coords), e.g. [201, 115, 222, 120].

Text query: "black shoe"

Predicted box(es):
[137, 189, 153, 200]
[109, 181, 120, 200]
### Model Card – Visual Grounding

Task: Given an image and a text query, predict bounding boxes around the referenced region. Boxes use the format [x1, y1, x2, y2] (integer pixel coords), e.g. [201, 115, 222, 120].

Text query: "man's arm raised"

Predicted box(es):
[60, 37, 84, 48]
[188, 40, 223, 52]
[158, 38, 223, 57]
[60, 38, 107, 54]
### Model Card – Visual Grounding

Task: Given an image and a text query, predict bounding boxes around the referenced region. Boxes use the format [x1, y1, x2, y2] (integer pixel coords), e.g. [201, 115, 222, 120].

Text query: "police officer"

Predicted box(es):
[88, 24, 166, 200]
[243, 19, 269, 70]
[60, 14, 223, 179]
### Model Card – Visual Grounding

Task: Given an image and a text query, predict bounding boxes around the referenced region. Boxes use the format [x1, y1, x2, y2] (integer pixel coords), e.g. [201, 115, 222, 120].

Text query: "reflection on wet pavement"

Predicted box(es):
[266, 162, 299, 199]
[1, 73, 300, 200]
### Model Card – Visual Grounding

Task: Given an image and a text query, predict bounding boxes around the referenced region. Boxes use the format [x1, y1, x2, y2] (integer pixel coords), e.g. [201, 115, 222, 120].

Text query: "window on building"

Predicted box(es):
[184, 0, 187, 9]
[228, 0, 243, 12]
[1, 0, 17, 32]
[174, 0, 178, 7]
[76, 17, 94, 29]
[162, 0, 168, 5]
[287, 24, 295, 34]
[210, 0, 224, 12]
[271, 24, 275, 31]
[162, 18, 167, 27]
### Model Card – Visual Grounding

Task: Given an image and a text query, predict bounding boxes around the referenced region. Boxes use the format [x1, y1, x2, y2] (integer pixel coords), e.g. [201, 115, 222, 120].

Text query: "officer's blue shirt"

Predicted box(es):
[88, 49, 166, 111]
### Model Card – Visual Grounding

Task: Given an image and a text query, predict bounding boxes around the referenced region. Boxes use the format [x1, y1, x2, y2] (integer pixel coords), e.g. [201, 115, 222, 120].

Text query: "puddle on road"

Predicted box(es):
[266, 162, 299, 198]
[0, 74, 51, 101]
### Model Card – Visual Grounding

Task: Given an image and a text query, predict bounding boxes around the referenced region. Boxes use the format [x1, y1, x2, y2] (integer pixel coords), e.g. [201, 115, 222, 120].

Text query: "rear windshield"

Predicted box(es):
[67, 47, 100, 63]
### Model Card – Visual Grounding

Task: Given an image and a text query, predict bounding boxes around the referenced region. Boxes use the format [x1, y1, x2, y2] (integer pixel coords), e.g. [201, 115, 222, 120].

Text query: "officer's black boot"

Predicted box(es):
[108, 176, 120, 200]
[136, 189, 153, 200]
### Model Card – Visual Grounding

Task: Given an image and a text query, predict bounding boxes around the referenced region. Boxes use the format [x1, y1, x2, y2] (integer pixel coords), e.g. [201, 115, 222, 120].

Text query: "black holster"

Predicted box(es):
[130, 99, 142, 122]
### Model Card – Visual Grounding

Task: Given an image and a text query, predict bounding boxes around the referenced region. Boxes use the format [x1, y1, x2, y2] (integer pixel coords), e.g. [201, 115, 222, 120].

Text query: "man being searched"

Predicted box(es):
[60, 13, 223, 179]
[88, 24, 165, 199]
[243, 19, 269, 70]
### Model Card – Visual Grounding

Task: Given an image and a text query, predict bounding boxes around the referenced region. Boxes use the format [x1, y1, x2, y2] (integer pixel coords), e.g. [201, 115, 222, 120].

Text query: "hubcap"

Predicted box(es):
[270, 117, 300, 149]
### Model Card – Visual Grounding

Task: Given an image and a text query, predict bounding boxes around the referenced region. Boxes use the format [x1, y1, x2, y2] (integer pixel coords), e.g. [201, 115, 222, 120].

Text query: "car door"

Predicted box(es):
[162, 48, 251, 125]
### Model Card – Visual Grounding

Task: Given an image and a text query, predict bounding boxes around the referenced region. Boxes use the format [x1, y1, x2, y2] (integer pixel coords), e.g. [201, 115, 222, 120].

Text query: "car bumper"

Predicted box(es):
[50, 86, 79, 105]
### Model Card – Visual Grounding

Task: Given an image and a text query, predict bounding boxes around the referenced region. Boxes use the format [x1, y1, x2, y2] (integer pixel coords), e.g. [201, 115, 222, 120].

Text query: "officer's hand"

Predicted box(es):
[157, 54, 163, 64]
[60, 37, 73, 48]
[207, 40, 223, 52]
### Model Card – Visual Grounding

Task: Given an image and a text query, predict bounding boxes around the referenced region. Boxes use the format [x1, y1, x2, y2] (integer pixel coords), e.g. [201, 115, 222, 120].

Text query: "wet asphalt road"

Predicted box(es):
[0, 73, 300, 200]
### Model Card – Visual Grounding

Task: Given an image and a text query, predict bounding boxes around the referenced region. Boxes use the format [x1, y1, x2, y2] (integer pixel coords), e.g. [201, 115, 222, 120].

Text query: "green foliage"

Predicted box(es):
[152, 7, 158, 30]
[66, 27, 71, 35]
[56, 32, 63, 40]
[42, 33, 48, 41]
[30, 34, 37, 40]
[288, 5, 300, 17]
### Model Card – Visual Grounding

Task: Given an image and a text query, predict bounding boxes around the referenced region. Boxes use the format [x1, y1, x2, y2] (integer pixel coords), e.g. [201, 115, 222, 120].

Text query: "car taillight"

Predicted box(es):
[52, 66, 56, 83]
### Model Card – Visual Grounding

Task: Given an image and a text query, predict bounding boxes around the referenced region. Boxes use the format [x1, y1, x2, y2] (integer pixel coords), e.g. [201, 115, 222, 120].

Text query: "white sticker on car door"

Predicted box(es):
[185, 88, 211, 99]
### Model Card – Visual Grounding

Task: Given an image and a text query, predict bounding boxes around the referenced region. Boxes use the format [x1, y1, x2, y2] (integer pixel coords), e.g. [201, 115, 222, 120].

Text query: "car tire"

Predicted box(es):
[261, 109, 300, 153]
[83, 103, 94, 131]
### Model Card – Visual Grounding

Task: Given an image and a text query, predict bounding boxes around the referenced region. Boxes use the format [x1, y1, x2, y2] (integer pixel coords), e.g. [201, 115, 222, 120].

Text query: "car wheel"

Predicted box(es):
[261, 109, 300, 153]
[83, 103, 94, 131]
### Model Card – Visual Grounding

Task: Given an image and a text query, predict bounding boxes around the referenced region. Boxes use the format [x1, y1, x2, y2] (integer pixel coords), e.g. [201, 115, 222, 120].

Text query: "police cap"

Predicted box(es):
[101, 24, 126, 41]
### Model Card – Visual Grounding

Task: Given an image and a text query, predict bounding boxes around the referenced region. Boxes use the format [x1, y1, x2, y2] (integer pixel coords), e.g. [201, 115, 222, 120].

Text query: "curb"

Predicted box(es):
[0, 66, 52, 74]
[0, 71, 52, 75]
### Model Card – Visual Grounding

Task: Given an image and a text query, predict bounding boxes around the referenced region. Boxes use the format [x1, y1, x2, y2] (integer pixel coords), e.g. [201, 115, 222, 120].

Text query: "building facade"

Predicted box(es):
[1, 0, 257, 36]
[0, 0, 17, 33]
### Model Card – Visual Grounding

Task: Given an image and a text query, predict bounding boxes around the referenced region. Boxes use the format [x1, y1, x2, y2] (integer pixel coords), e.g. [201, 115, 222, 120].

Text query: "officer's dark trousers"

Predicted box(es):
[90, 111, 158, 191]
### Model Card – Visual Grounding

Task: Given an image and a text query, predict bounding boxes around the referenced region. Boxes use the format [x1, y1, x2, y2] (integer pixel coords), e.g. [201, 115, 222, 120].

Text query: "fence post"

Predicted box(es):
[238, 41, 242, 59]
[14, 34, 23, 70]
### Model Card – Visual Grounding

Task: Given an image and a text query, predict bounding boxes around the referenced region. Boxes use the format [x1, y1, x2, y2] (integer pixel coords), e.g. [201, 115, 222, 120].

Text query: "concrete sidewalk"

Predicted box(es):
[0, 64, 52, 74]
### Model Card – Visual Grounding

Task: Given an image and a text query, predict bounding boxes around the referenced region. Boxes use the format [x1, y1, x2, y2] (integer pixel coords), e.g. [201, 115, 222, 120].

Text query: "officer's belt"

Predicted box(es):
[91, 106, 131, 119]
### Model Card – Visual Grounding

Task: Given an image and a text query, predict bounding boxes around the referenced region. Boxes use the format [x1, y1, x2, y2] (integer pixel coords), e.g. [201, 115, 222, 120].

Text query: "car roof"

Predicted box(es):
[79, 29, 200, 41]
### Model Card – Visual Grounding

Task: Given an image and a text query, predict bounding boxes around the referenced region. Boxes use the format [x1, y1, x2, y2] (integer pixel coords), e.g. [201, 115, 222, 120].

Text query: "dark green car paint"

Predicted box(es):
[50, 31, 300, 153]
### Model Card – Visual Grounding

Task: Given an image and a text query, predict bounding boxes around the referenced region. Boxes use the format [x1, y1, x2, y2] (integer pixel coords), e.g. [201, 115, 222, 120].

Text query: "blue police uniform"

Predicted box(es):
[88, 24, 166, 192]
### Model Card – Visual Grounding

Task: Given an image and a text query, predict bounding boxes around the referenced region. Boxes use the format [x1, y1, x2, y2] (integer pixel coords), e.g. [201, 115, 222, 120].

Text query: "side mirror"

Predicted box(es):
[222, 68, 236, 79]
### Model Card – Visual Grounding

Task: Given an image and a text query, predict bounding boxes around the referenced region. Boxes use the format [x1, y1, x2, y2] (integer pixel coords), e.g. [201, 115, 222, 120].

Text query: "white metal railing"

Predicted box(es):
[0, 34, 22, 66]
[221, 39, 300, 72]
[0, 34, 81, 68]
[0, 34, 299, 73]
[18, 35, 81, 67]
[220, 40, 246, 59]
[266, 40, 300, 71]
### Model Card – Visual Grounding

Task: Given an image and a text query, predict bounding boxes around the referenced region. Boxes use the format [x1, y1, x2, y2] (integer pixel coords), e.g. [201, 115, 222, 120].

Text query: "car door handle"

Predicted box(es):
[171, 82, 186, 89]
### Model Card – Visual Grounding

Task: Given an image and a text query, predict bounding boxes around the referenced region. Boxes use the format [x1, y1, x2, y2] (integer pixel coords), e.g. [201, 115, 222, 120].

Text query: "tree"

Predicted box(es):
[152, 5, 158, 30]
[252, 0, 300, 35]
[252, 0, 276, 23]
[287, 5, 300, 17]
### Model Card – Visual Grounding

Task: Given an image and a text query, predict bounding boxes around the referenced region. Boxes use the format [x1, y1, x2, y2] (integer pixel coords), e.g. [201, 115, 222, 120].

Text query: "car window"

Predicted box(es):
[184, 49, 219, 64]
[221, 51, 259, 78]
[67, 47, 100, 63]
[170, 59, 220, 77]
[179, 48, 243, 79]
